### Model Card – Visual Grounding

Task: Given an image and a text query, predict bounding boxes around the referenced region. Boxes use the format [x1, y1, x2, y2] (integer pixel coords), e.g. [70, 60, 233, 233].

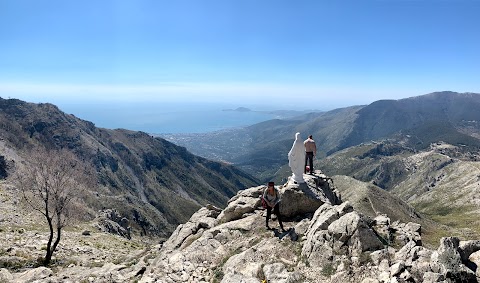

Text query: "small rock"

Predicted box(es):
[399, 269, 412, 281]
[459, 240, 480, 262]
[15, 267, 53, 282]
[378, 271, 390, 282]
[422, 272, 445, 282]
[82, 230, 91, 236]
[469, 250, 480, 278]
[0, 268, 13, 281]
[390, 261, 405, 277]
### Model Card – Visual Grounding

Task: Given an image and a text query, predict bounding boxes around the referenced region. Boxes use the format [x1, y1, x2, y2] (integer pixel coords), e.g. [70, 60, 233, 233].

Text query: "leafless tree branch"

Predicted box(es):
[13, 147, 94, 265]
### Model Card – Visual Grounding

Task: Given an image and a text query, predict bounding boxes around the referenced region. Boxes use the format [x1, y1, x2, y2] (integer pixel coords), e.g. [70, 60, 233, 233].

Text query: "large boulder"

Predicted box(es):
[13, 267, 53, 282]
[217, 186, 264, 223]
[328, 211, 384, 255]
[163, 205, 221, 251]
[95, 209, 131, 239]
[222, 248, 263, 279]
[302, 203, 353, 265]
[302, 202, 384, 268]
[390, 221, 422, 246]
[217, 173, 341, 224]
[279, 173, 341, 218]
[430, 237, 476, 282]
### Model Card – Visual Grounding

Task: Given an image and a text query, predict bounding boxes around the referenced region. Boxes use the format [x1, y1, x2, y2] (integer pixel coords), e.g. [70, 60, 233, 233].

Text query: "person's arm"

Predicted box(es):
[314, 142, 317, 156]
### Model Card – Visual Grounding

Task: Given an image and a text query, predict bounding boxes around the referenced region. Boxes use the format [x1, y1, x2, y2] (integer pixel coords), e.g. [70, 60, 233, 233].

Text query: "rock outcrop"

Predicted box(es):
[95, 209, 131, 239]
[4, 171, 480, 282]
[280, 173, 341, 217]
[135, 172, 480, 282]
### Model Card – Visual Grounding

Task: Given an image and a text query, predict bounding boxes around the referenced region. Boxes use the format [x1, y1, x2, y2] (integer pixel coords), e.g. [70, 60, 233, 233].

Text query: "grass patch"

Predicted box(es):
[421, 225, 452, 249]
[415, 201, 480, 247]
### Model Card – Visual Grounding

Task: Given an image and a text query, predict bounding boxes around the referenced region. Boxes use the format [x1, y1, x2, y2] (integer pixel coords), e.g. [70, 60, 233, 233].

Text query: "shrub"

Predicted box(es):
[321, 262, 336, 277]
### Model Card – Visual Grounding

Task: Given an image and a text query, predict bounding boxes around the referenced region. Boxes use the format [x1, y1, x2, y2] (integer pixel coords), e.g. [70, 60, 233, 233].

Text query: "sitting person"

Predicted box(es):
[263, 181, 285, 232]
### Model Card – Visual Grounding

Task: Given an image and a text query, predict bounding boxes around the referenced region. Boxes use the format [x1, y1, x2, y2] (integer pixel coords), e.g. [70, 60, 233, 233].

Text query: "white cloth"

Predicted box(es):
[288, 132, 305, 183]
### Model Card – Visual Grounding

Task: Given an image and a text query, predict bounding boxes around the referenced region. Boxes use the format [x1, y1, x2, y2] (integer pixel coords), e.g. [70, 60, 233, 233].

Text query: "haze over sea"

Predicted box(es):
[58, 102, 280, 134]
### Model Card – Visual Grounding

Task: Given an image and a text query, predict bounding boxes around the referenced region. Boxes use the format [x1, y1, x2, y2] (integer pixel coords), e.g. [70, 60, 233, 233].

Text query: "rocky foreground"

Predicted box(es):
[2, 172, 480, 282]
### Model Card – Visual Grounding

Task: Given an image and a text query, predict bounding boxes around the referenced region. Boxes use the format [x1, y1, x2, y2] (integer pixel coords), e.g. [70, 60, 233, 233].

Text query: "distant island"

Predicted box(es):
[222, 107, 252, 112]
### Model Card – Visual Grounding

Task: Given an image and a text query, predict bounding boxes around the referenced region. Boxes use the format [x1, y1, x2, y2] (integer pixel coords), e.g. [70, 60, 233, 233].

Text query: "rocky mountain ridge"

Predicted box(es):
[3, 172, 480, 282]
[320, 140, 480, 242]
[162, 91, 480, 181]
[0, 97, 259, 238]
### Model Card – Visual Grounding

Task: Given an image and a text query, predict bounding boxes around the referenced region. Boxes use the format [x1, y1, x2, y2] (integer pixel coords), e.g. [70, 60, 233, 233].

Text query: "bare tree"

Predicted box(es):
[14, 148, 93, 265]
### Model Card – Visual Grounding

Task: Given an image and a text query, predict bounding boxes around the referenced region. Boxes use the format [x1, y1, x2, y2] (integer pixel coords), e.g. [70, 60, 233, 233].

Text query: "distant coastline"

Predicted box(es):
[223, 107, 252, 112]
[58, 102, 323, 135]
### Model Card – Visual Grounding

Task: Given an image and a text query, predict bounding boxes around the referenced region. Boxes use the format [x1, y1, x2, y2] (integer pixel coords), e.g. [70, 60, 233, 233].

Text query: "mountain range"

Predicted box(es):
[0, 98, 259, 238]
[160, 91, 480, 242]
[162, 91, 480, 182]
[2, 92, 480, 281]
[3, 92, 479, 240]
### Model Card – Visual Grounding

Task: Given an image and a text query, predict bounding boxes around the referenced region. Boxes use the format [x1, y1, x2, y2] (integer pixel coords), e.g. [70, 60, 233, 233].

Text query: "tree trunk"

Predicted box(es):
[44, 216, 54, 266]
[51, 226, 62, 260]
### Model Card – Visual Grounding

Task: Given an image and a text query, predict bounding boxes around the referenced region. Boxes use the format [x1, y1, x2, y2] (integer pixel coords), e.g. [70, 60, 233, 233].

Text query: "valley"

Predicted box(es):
[2, 92, 480, 282]
[162, 91, 480, 244]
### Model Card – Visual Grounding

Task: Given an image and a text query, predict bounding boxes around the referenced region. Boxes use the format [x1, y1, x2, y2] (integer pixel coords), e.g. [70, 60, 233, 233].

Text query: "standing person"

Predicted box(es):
[263, 181, 285, 232]
[304, 135, 317, 174]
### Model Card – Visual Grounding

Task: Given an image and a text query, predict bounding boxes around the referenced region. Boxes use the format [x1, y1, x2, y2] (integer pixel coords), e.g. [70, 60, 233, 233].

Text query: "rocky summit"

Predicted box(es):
[3, 171, 480, 282]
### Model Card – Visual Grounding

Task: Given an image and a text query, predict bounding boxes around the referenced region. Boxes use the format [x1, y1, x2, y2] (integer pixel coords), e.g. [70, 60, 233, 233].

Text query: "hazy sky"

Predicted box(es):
[1, 0, 479, 110]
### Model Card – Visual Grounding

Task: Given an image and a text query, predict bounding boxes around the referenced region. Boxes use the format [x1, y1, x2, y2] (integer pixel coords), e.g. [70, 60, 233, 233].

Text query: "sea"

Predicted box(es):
[58, 102, 280, 134]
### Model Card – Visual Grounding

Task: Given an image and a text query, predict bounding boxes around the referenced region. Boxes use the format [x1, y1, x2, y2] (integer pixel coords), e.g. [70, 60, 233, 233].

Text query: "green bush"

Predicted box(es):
[321, 262, 336, 276]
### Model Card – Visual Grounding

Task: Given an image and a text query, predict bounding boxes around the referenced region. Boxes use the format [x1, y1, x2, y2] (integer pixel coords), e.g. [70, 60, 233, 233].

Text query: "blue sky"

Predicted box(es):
[1, 0, 479, 110]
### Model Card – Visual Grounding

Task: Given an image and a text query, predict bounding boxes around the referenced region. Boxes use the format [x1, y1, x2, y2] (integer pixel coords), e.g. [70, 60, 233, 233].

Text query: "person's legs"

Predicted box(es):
[304, 153, 309, 173]
[273, 204, 284, 231]
[266, 207, 272, 229]
[308, 152, 314, 173]
[305, 152, 313, 173]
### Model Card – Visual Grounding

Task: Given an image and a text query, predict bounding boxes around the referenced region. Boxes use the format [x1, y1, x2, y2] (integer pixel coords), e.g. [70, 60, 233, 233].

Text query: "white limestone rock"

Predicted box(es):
[459, 240, 480, 262]
[468, 250, 480, 278]
[328, 211, 383, 255]
[0, 268, 13, 282]
[14, 267, 53, 282]
[430, 237, 476, 282]
[390, 261, 405, 277]
[217, 186, 264, 223]
[163, 205, 222, 251]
